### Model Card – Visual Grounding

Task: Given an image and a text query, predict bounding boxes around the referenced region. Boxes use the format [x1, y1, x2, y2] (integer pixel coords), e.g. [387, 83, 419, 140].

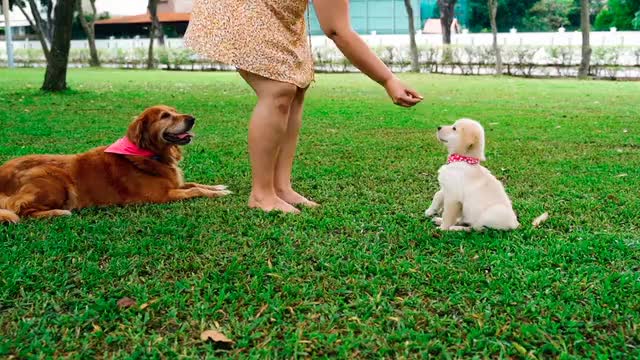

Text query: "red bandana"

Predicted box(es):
[104, 137, 156, 158]
[447, 153, 480, 165]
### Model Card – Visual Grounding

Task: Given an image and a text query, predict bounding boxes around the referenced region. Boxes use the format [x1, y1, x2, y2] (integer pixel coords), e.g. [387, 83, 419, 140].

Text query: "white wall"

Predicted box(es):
[2, 31, 638, 51]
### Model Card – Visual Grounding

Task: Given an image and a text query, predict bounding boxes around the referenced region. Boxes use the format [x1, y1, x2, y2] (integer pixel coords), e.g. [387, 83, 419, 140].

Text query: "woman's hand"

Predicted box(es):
[383, 76, 424, 107]
[314, 0, 423, 108]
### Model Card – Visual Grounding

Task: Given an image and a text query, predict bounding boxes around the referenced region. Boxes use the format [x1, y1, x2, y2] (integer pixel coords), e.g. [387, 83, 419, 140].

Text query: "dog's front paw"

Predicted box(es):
[211, 185, 228, 191]
[448, 225, 471, 232]
[432, 217, 443, 226]
[425, 208, 438, 218]
[215, 189, 233, 197]
[201, 189, 233, 198]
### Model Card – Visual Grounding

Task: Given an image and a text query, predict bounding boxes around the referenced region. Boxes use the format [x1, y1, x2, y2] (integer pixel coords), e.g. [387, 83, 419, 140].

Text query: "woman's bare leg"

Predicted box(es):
[240, 70, 299, 213]
[274, 86, 319, 207]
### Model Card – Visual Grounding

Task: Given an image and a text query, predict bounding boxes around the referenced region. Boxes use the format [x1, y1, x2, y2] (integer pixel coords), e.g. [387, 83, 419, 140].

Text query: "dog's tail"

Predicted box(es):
[0, 195, 20, 224]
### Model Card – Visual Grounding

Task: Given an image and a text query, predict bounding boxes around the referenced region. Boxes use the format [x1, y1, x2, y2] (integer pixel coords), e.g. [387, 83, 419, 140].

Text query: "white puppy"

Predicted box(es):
[425, 119, 519, 231]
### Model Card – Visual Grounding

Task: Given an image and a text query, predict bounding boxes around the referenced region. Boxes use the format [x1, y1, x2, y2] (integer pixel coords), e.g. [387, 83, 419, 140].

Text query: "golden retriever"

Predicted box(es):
[424, 118, 519, 231]
[0, 105, 230, 224]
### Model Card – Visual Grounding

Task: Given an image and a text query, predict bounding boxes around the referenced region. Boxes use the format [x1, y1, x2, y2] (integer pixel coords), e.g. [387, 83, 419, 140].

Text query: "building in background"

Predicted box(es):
[1, 0, 99, 40]
[95, 0, 191, 38]
[157, 0, 193, 13]
[92, 0, 470, 39]
[420, 0, 469, 29]
[309, 0, 422, 35]
[0, 4, 38, 39]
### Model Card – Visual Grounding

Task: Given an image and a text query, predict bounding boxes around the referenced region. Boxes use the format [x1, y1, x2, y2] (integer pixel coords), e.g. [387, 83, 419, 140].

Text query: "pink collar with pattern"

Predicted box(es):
[447, 153, 480, 165]
[104, 137, 156, 158]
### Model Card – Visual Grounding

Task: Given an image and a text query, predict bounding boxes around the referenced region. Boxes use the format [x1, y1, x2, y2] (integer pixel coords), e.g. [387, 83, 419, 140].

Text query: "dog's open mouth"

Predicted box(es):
[164, 131, 194, 145]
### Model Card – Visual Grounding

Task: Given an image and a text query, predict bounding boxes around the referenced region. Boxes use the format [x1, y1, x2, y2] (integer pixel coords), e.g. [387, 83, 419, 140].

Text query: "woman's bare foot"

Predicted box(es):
[277, 189, 319, 208]
[249, 194, 300, 214]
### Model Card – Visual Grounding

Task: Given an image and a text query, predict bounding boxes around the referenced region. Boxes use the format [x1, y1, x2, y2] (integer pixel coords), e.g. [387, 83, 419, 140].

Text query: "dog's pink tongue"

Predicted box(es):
[177, 133, 191, 139]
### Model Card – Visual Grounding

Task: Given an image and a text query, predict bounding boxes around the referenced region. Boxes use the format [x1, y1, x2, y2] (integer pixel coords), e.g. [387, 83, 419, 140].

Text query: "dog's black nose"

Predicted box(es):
[185, 116, 196, 127]
[437, 126, 442, 131]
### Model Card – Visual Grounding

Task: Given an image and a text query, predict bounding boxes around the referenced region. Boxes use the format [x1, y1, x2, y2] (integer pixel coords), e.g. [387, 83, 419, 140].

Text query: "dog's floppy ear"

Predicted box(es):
[463, 128, 486, 161]
[127, 113, 151, 150]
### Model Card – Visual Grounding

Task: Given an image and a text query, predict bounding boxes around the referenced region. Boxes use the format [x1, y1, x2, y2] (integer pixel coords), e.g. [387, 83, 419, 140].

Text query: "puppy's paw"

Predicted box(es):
[425, 208, 438, 218]
[449, 225, 471, 232]
[432, 217, 443, 226]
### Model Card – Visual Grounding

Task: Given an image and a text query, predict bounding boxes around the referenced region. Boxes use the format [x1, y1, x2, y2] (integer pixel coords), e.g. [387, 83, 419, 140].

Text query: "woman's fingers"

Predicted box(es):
[406, 88, 424, 100]
[396, 93, 421, 107]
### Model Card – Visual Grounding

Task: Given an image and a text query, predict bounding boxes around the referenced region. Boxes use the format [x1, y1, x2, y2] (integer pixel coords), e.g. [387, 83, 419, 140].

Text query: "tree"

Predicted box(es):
[594, 0, 640, 30]
[404, 0, 419, 72]
[76, 0, 99, 66]
[9, 0, 53, 62]
[468, 0, 538, 32]
[146, 0, 165, 69]
[488, 0, 502, 75]
[437, 0, 457, 45]
[523, 0, 574, 32]
[578, 0, 591, 78]
[42, 0, 75, 91]
[568, 0, 606, 30]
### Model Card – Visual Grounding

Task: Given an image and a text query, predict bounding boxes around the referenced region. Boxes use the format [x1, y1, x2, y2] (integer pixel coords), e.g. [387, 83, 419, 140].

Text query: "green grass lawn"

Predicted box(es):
[1, 69, 639, 358]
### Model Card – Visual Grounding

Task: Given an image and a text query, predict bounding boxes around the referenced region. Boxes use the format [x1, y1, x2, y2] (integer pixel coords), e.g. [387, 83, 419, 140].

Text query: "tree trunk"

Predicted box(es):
[578, 0, 591, 79]
[76, 0, 100, 66]
[45, 0, 53, 42]
[437, 0, 457, 45]
[488, 0, 502, 75]
[27, 0, 52, 43]
[404, 0, 420, 72]
[17, 1, 51, 62]
[147, 0, 162, 69]
[42, 0, 75, 92]
[154, 16, 165, 47]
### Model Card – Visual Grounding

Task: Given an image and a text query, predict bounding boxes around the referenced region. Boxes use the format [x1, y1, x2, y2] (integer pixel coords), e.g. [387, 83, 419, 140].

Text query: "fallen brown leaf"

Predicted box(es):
[254, 304, 269, 319]
[607, 194, 620, 203]
[200, 329, 234, 348]
[117, 297, 137, 309]
[139, 298, 158, 310]
[532, 212, 549, 228]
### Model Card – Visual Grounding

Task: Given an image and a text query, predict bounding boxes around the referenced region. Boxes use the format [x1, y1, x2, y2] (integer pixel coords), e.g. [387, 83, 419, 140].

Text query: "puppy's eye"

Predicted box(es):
[453, 126, 457, 131]
[160, 112, 171, 119]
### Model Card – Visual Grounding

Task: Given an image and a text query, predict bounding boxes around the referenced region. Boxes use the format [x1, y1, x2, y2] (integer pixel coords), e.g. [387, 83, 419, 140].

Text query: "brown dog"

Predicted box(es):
[0, 105, 230, 224]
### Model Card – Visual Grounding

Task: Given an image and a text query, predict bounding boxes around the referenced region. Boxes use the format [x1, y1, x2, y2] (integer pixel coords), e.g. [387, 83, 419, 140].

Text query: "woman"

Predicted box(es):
[185, 0, 423, 213]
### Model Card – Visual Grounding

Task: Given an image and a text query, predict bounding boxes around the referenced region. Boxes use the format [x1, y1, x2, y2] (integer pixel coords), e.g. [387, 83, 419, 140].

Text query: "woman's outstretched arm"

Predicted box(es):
[313, 0, 424, 107]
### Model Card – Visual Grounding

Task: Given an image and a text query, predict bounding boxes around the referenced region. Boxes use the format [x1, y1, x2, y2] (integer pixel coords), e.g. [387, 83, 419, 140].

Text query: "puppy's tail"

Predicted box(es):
[476, 204, 519, 231]
[0, 195, 20, 224]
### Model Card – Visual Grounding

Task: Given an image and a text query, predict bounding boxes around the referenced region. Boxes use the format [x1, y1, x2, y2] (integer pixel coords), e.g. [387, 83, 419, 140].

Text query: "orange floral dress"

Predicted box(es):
[184, 0, 315, 88]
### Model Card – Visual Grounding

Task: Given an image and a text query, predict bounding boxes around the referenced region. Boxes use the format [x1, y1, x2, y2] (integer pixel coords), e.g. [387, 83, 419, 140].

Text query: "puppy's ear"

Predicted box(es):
[465, 130, 486, 161]
[127, 114, 151, 149]
[462, 130, 477, 152]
